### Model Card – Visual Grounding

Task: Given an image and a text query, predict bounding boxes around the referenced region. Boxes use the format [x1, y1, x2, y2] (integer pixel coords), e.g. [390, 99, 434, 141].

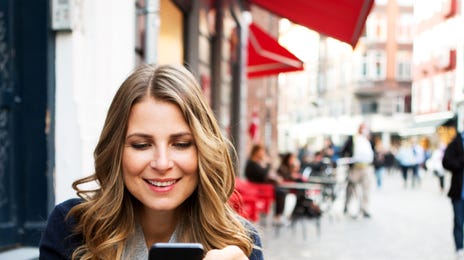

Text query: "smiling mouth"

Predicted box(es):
[146, 179, 177, 187]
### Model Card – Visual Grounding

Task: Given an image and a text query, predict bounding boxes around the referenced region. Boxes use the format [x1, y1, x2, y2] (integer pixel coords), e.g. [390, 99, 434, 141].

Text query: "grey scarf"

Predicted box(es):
[122, 223, 178, 259]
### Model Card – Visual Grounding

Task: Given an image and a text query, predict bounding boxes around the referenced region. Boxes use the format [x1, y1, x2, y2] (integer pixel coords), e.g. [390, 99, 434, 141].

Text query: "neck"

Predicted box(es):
[138, 208, 178, 248]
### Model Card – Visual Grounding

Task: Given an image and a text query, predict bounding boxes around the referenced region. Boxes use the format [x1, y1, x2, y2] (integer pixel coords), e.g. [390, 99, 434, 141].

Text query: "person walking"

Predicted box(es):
[373, 139, 387, 189]
[340, 122, 374, 218]
[443, 131, 464, 258]
[396, 138, 418, 188]
[427, 141, 446, 193]
[411, 137, 426, 187]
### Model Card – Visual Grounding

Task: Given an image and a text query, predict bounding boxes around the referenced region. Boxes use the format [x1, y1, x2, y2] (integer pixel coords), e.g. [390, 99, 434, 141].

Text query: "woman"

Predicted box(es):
[244, 144, 273, 183]
[39, 64, 263, 259]
[244, 144, 286, 225]
[277, 152, 303, 182]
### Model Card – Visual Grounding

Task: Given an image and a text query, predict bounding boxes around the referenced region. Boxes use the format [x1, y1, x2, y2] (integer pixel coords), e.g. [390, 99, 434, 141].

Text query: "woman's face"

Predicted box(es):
[122, 97, 199, 213]
[289, 155, 300, 172]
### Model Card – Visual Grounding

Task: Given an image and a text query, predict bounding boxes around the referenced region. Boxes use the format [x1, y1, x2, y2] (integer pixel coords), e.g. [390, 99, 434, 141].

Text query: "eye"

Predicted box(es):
[173, 141, 193, 149]
[131, 143, 151, 150]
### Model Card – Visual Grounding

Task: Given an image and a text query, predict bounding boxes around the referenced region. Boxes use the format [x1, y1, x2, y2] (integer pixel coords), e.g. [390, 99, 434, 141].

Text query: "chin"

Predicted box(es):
[145, 201, 180, 212]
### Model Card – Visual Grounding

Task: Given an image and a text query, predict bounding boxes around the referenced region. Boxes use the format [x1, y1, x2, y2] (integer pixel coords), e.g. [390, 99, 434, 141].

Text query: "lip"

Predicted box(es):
[144, 178, 179, 193]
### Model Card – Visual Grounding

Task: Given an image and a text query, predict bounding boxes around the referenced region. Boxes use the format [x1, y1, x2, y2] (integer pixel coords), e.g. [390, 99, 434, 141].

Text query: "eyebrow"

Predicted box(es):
[125, 132, 193, 139]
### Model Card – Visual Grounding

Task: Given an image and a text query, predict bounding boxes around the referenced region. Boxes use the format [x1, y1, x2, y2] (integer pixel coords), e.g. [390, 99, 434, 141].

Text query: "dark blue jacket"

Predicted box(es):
[39, 198, 264, 259]
[39, 198, 83, 259]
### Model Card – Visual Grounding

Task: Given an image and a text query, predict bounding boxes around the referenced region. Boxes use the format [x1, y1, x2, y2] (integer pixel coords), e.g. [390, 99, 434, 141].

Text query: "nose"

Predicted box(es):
[150, 147, 173, 171]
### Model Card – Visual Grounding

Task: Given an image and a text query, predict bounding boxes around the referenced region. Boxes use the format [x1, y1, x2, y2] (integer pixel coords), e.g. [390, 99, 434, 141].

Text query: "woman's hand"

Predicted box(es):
[204, 245, 248, 260]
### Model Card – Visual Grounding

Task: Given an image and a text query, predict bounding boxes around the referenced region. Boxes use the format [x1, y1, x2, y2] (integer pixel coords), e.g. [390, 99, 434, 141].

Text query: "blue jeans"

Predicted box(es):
[374, 167, 385, 188]
[452, 199, 464, 250]
[400, 164, 420, 187]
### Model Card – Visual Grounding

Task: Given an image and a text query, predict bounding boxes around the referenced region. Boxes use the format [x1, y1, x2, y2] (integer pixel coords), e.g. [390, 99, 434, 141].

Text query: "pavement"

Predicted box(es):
[0, 247, 38, 260]
[257, 168, 456, 260]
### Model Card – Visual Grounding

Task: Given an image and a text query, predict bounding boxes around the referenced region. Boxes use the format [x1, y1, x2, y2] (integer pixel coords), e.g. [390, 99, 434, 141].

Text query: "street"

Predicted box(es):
[258, 168, 456, 260]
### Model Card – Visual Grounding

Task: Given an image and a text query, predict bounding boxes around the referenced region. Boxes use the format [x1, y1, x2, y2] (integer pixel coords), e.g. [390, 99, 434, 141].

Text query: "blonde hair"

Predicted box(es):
[69, 64, 254, 259]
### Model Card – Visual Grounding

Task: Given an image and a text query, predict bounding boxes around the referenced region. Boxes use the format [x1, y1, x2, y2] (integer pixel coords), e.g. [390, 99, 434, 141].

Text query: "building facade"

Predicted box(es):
[276, 0, 415, 152]
[412, 0, 462, 141]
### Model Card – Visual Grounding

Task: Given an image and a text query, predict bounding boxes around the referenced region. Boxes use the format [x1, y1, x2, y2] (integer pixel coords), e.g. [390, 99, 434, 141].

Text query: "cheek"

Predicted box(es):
[122, 150, 148, 176]
[183, 154, 198, 175]
[177, 152, 199, 176]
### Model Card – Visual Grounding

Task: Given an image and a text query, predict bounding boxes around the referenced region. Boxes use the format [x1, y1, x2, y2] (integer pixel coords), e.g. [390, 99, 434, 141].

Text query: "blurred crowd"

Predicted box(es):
[243, 122, 450, 225]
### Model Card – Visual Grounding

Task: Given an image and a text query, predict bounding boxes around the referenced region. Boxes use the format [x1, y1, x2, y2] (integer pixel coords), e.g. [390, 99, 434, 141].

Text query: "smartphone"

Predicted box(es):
[148, 242, 204, 260]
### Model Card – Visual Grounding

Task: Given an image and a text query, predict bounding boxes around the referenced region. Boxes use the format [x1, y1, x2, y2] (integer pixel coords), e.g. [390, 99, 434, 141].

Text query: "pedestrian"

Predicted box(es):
[396, 138, 419, 188]
[245, 144, 287, 226]
[340, 122, 374, 218]
[373, 139, 386, 189]
[39, 64, 263, 259]
[443, 130, 464, 258]
[383, 149, 397, 175]
[426, 141, 446, 193]
[412, 137, 426, 187]
[321, 137, 339, 169]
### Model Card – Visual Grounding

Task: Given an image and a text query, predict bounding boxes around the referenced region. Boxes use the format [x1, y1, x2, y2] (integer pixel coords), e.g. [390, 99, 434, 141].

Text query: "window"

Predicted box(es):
[358, 50, 386, 81]
[371, 51, 386, 80]
[393, 96, 403, 113]
[365, 13, 387, 42]
[361, 100, 378, 114]
[396, 14, 414, 43]
[361, 52, 368, 79]
[396, 51, 412, 81]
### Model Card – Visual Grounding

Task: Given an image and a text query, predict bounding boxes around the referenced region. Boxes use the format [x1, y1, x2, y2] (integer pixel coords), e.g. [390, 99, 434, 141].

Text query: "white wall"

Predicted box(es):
[54, 0, 135, 203]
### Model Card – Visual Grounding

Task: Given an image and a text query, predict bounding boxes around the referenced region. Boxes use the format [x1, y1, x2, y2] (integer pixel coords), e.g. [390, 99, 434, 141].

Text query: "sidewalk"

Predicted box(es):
[258, 170, 456, 260]
[0, 247, 38, 260]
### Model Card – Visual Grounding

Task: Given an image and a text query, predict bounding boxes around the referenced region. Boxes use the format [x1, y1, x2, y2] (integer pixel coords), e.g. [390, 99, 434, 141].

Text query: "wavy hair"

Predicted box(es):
[69, 64, 254, 259]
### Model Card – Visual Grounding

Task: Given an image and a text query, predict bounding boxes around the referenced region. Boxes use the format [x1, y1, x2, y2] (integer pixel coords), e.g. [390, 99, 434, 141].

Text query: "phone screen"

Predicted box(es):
[148, 243, 204, 260]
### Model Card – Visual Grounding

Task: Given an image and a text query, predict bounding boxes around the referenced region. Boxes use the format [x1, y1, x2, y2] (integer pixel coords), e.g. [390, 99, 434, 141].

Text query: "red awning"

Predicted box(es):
[247, 23, 304, 78]
[249, 0, 375, 48]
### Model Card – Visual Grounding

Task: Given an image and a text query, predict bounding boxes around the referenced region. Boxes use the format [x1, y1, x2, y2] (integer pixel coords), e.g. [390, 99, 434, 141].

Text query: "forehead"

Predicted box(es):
[126, 98, 190, 133]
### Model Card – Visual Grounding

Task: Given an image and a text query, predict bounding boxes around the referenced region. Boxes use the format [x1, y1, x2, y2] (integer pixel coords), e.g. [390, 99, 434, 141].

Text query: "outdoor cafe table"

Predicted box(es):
[277, 176, 338, 190]
[275, 177, 340, 238]
[277, 176, 341, 219]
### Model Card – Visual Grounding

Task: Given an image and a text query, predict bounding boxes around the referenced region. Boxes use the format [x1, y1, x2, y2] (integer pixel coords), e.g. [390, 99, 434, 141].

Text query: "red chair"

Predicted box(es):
[231, 178, 275, 222]
[229, 189, 259, 222]
[249, 182, 275, 216]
